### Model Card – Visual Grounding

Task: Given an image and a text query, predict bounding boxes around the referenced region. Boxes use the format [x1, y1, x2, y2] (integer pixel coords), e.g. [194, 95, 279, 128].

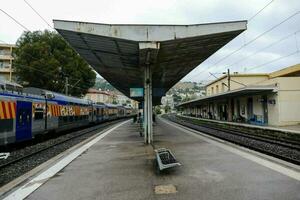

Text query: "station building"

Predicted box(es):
[84, 88, 115, 104]
[178, 64, 300, 126]
[84, 88, 139, 109]
[0, 43, 15, 82]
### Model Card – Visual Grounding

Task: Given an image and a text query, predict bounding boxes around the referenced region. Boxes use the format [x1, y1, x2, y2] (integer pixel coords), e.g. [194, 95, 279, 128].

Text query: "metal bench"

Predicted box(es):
[154, 148, 181, 171]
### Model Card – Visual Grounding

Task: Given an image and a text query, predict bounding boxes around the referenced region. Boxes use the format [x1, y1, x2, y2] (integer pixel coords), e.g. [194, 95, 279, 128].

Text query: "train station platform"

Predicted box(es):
[4, 117, 300, 200]
[179, 114, 300, 134]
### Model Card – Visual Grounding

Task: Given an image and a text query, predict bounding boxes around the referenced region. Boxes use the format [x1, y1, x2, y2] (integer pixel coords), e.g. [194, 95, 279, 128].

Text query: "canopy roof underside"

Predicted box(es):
[54, 20, 247, 105]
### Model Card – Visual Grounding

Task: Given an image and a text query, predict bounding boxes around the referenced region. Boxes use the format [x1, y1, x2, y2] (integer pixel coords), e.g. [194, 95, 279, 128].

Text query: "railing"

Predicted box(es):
[0, 54, 13, 60]
[0, 66, 12, 72]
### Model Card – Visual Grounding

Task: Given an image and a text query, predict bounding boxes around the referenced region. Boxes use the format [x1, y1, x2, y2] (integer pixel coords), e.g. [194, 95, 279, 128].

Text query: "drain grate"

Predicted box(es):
[154, 184, 177, 194]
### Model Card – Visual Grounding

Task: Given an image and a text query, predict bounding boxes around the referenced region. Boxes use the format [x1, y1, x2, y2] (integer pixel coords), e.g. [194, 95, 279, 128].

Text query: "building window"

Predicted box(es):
[211, 87, 214, 94]
[216, 85, 219, 94]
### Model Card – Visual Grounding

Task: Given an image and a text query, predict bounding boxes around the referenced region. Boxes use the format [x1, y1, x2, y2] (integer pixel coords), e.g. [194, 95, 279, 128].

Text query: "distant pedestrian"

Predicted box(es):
[133, 114, 137, 123]
[138, 112, 142, 123]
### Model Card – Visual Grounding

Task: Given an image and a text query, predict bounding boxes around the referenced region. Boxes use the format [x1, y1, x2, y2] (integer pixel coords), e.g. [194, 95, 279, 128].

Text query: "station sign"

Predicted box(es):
[130, 88, 144, 97]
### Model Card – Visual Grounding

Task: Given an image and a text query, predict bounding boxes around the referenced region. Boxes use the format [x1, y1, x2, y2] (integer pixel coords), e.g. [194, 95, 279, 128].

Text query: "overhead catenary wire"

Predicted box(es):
[0, 8, 104, 94]
[0, 8, 30, 31]
[210, 11, 300, 69]
[179, 0, 279, 81]
[23, 0, 53, 29]
[229, 29, 300, 67]
[295, 32, 300, 52]
[14, 62, 95, 94]
[0, 36, 91, 84]
[190, 10, 300, 80]
[1, 37, 98, 96]
[0, 39, 9, 44]
[247, 50, 299, 71]
[0, 41, 93, 88]
[248, 0, 275, 22]
[15, 63, 93, 86]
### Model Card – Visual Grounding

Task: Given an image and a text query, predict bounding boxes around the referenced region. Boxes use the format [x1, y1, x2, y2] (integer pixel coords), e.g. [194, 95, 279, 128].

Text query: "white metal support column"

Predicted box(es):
[144, 63, 152, 144]
[139, 42, 160, 144]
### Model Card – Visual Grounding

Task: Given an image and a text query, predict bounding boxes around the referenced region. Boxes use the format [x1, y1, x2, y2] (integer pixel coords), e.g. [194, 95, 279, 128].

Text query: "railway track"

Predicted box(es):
[0, 119, 127, 186]
[165, 115, 300, 165]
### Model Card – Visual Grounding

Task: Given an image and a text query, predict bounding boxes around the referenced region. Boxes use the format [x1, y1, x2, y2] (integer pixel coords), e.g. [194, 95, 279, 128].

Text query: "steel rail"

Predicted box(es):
[166, 115, 300, 165]
[0, 119, 126, 169]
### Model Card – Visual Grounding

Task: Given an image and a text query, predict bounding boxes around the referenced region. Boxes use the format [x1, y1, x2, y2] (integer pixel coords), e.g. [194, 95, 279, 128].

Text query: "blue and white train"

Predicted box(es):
[0, 87, 133, 146]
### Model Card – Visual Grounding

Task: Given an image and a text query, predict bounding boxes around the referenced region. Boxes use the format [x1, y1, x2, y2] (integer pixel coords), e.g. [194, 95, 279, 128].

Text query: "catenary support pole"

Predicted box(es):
[65, 77, 69, 95]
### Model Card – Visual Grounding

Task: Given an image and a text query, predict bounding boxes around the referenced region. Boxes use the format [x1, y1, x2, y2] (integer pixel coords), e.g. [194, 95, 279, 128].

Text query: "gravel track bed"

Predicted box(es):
[0, 119, 126, 187]
[165, 115, 300, 165]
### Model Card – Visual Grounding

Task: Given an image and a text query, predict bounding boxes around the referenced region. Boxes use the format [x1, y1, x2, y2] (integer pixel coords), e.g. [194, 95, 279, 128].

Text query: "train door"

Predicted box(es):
[16, 101, 32, 141]
[101, 108, 105, 120]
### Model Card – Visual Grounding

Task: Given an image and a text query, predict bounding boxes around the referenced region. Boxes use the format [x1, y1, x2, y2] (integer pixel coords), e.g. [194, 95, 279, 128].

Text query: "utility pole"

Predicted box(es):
[227, 68, 231, 91]
[65, 77, 68, 95]
[9, 46, 12, 82]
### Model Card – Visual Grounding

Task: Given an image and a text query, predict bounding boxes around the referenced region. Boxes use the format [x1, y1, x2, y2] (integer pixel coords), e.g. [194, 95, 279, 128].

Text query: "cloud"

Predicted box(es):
[0, 0, 299, 83]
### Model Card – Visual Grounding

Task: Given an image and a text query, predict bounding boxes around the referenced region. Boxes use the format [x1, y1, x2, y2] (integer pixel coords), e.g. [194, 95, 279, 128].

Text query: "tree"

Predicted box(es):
[155, 106, 162, 114]
[173, 94, 182, 104]
[164, 105, 171, 113]
[14, 30, 96, 97]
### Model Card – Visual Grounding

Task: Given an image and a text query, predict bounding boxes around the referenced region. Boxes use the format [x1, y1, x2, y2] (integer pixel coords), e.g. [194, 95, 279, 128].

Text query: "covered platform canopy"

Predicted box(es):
[53, 20, 247, 105]
[53, 20, 247, 144]
[177, 85, 276, 108]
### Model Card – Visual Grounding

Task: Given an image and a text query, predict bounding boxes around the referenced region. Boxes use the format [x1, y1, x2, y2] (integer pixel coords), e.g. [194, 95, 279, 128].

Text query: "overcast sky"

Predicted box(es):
[1, 0, 299, 83]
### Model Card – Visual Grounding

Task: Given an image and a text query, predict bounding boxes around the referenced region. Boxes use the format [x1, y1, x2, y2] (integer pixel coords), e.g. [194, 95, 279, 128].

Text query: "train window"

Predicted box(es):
[34, 108, 44, 120]
[63, 116, 68, 122]
[0, 120, 13, 132]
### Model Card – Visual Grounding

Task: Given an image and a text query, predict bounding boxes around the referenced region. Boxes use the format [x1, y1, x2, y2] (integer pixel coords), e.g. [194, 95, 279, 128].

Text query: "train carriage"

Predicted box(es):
[1, 87, 133, 146]
[49, 92, 92, 131]
[0, 92, 18, 145]
[124, 106, 133, 116]
[93, 103, 106, 123]
[0, 91, 44, 145]
[105, 103, 118, 120]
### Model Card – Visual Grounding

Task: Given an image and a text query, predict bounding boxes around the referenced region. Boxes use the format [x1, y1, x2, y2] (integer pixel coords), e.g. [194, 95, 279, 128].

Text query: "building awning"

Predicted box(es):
[53, 20, 247, 105]
[178, 85, 276, 107]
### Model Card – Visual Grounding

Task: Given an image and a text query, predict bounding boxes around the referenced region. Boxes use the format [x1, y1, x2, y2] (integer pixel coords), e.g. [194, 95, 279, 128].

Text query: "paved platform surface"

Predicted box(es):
[25, 118, 299, 200]
[273, 124, 300, 132]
